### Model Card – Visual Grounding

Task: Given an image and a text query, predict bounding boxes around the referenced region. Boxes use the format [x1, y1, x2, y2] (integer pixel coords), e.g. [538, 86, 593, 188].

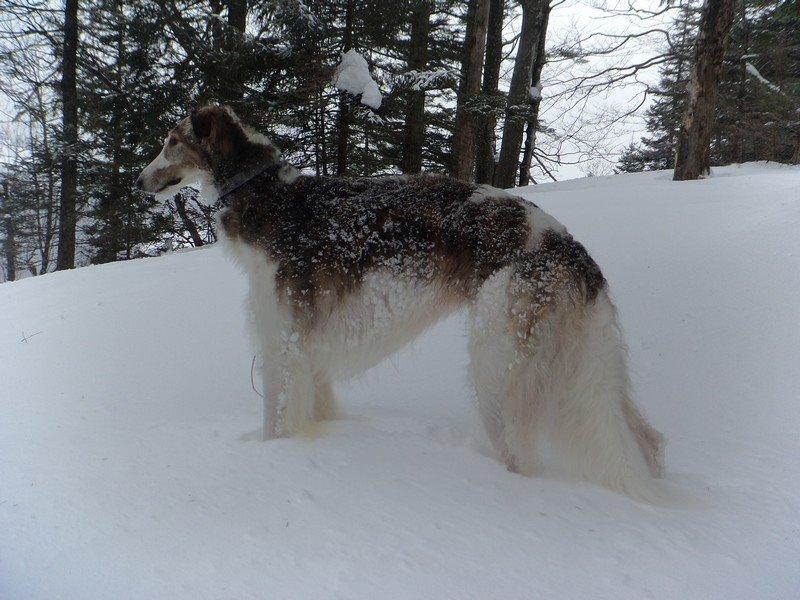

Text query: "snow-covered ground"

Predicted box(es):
[2, 164, 799, 599]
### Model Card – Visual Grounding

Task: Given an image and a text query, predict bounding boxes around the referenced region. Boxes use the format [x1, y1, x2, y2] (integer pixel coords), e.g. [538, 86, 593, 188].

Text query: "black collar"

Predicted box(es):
[217, 162, 282, 203]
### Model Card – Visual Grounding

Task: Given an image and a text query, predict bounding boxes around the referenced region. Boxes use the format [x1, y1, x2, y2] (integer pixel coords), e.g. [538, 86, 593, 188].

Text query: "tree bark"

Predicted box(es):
[450, 0, 491, 181]
[673, 0, 736, 181]
[38, 95, 55, 273]
[56, 0, 79, 270]
[97, 4, 125, 264]
[401, 0, 432, 174]
[493, 0, 545, 189]
[734, 0, 748, 164]
[221, 0, 248, 104]
[518, 0, 550, 186]
[2, 181, 16, 282]
[227, 0, 247, 33]
[475, 0, 505, 184]
[336, 0, 355, 176]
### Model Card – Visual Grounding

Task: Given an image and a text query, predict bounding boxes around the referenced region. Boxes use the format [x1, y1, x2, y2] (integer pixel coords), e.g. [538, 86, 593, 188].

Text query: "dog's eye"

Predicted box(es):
[168, 137, 178, 147]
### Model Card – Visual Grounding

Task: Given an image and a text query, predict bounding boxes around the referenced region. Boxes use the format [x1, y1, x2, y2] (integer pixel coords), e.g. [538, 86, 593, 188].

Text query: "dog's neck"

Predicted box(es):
[210, 137, 295, 202]
[216, 161, 282, 201]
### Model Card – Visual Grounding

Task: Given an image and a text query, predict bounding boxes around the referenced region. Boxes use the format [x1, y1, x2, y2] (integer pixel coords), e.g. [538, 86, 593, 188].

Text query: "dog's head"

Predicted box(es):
[135, 105, 279, 198]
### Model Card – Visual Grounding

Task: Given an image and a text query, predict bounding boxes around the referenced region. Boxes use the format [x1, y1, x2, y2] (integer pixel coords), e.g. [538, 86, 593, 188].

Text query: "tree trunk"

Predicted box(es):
[227, 0, 246, 32]
[734, 0, 748, 163]
[673, 0, 736, 181]
[494, 0, 545, 189]
[37, 90, 56, 273]
[450, 0, 491, 181]
[97, 4, 125, 264]
[318, 88, 329, 176]
[56, 0, 79, 270]
[518, 0, 550, 186]
[2, 181, 16, 282]
[221, 0, 248, 104]
[336, 0, 355, 176]
[791, 135, 800, 165]
[475, 0, 505, 184]
[401, 0, 432, 174]
[210, 0, 224, 50]
[668, 6, 692, 163]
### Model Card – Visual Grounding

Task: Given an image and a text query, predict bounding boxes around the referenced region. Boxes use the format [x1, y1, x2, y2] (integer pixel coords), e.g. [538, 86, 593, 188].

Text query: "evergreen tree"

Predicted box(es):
[621, 0, 800, 173]
[619, 2, 699, 172]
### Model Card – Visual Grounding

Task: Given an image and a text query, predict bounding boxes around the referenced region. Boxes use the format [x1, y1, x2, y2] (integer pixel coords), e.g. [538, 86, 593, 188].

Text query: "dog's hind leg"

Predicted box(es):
[503, 239, 665, 502]
[469, 268, 540, 474]
[622, 392, 665, 478]
[542, 291, 665, 501]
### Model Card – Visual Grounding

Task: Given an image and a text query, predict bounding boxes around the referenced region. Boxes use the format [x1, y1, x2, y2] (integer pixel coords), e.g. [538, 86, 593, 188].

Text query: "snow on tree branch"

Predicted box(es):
[745, 62, 781, 95]
[278, 0, 317, 26]
[332, 49, 382, 110]
[398, 69, 454, 91]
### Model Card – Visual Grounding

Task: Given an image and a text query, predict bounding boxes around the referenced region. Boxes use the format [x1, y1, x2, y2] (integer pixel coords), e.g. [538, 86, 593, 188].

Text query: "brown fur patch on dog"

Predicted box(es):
[188, 106, 280, 183]
[221, 174, 532, 327]
[508, 229, 606, 348]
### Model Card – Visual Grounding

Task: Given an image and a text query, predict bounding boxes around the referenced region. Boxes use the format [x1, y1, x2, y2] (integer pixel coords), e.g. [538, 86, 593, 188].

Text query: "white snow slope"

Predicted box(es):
[2, 164, 799, 600]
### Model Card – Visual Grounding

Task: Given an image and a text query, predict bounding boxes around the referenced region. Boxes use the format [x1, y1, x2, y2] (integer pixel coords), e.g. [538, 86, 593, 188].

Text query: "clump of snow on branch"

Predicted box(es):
[529, 83, 543, 101]
[746, 62, 781, 94]
[333, 49, 382, 110]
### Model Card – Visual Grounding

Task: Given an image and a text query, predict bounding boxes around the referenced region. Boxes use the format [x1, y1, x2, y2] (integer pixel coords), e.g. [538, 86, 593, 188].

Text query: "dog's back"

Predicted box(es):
[220, 173, 564, 313]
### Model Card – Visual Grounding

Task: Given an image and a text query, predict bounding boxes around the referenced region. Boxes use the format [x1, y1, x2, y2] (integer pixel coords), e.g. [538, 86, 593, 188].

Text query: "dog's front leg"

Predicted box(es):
[261, 331, 314, 440]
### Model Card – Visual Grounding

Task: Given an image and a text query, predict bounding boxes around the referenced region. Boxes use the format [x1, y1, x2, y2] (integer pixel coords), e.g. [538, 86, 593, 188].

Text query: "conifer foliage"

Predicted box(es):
[2, 0, 799, 279]
[620, 0, 800, 174]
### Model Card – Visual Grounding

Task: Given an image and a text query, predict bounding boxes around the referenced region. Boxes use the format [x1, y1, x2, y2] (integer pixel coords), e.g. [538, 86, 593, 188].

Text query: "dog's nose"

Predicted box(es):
[134, 176, 144, 190]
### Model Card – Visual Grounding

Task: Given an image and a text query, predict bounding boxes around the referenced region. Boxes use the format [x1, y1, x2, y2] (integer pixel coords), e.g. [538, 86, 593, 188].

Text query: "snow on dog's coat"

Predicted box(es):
[137, 105, 665, 502]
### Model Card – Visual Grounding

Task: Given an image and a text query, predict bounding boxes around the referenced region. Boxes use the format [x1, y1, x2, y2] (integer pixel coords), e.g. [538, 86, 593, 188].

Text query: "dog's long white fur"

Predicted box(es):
[221, 205, 666, 503]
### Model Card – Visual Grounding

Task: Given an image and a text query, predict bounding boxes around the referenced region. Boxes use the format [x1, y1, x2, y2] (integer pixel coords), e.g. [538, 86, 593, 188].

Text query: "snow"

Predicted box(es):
[2, 163, 800, 599]
[529, 82, 543, 100]
[745, 62, 781, 94]
[333, 49, 382, 110]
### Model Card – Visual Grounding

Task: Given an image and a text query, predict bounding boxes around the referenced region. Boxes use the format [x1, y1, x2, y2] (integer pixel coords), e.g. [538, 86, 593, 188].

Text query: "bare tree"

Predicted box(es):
[450, 0, 491, 180]
[1, 180, 16, 281]
[493, 0, 546, 188]
[474, 0, 505, 184]
[0, 25, 60, 274]
[56, 0, 79, 270]
[674, 0, 736, 180]
[518, 0, 550, 186]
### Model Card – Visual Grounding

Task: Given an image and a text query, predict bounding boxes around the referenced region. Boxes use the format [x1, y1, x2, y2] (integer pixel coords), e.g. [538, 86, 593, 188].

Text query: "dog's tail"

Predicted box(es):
[535, 290, 666, 502]
[472, 232, 666, 503]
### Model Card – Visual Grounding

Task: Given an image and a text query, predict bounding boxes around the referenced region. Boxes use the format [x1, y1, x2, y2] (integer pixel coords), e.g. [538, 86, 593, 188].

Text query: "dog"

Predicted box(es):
[137, 105, 665, 501]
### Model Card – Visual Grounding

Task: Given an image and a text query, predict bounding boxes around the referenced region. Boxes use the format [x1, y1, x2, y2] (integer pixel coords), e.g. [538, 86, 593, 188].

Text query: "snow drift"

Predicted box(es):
[1, 164, 799, 599]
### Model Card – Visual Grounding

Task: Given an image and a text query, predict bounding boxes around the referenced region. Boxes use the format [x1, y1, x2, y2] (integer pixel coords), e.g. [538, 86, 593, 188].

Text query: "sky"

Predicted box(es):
[539, 0, 674, 179]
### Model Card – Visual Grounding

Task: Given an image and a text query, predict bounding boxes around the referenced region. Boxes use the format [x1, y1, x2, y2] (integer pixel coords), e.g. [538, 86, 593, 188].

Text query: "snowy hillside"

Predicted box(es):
[1, 164, 799, 599]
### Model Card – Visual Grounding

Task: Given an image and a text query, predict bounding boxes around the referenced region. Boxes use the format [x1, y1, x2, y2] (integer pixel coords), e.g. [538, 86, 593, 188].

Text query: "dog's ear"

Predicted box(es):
[190, 105, 249, 157]
[190, 107, 217, 142]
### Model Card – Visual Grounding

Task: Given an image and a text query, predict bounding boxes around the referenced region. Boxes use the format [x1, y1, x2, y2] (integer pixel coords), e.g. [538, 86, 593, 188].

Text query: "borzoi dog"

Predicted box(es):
[137, 105, 665, 501]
